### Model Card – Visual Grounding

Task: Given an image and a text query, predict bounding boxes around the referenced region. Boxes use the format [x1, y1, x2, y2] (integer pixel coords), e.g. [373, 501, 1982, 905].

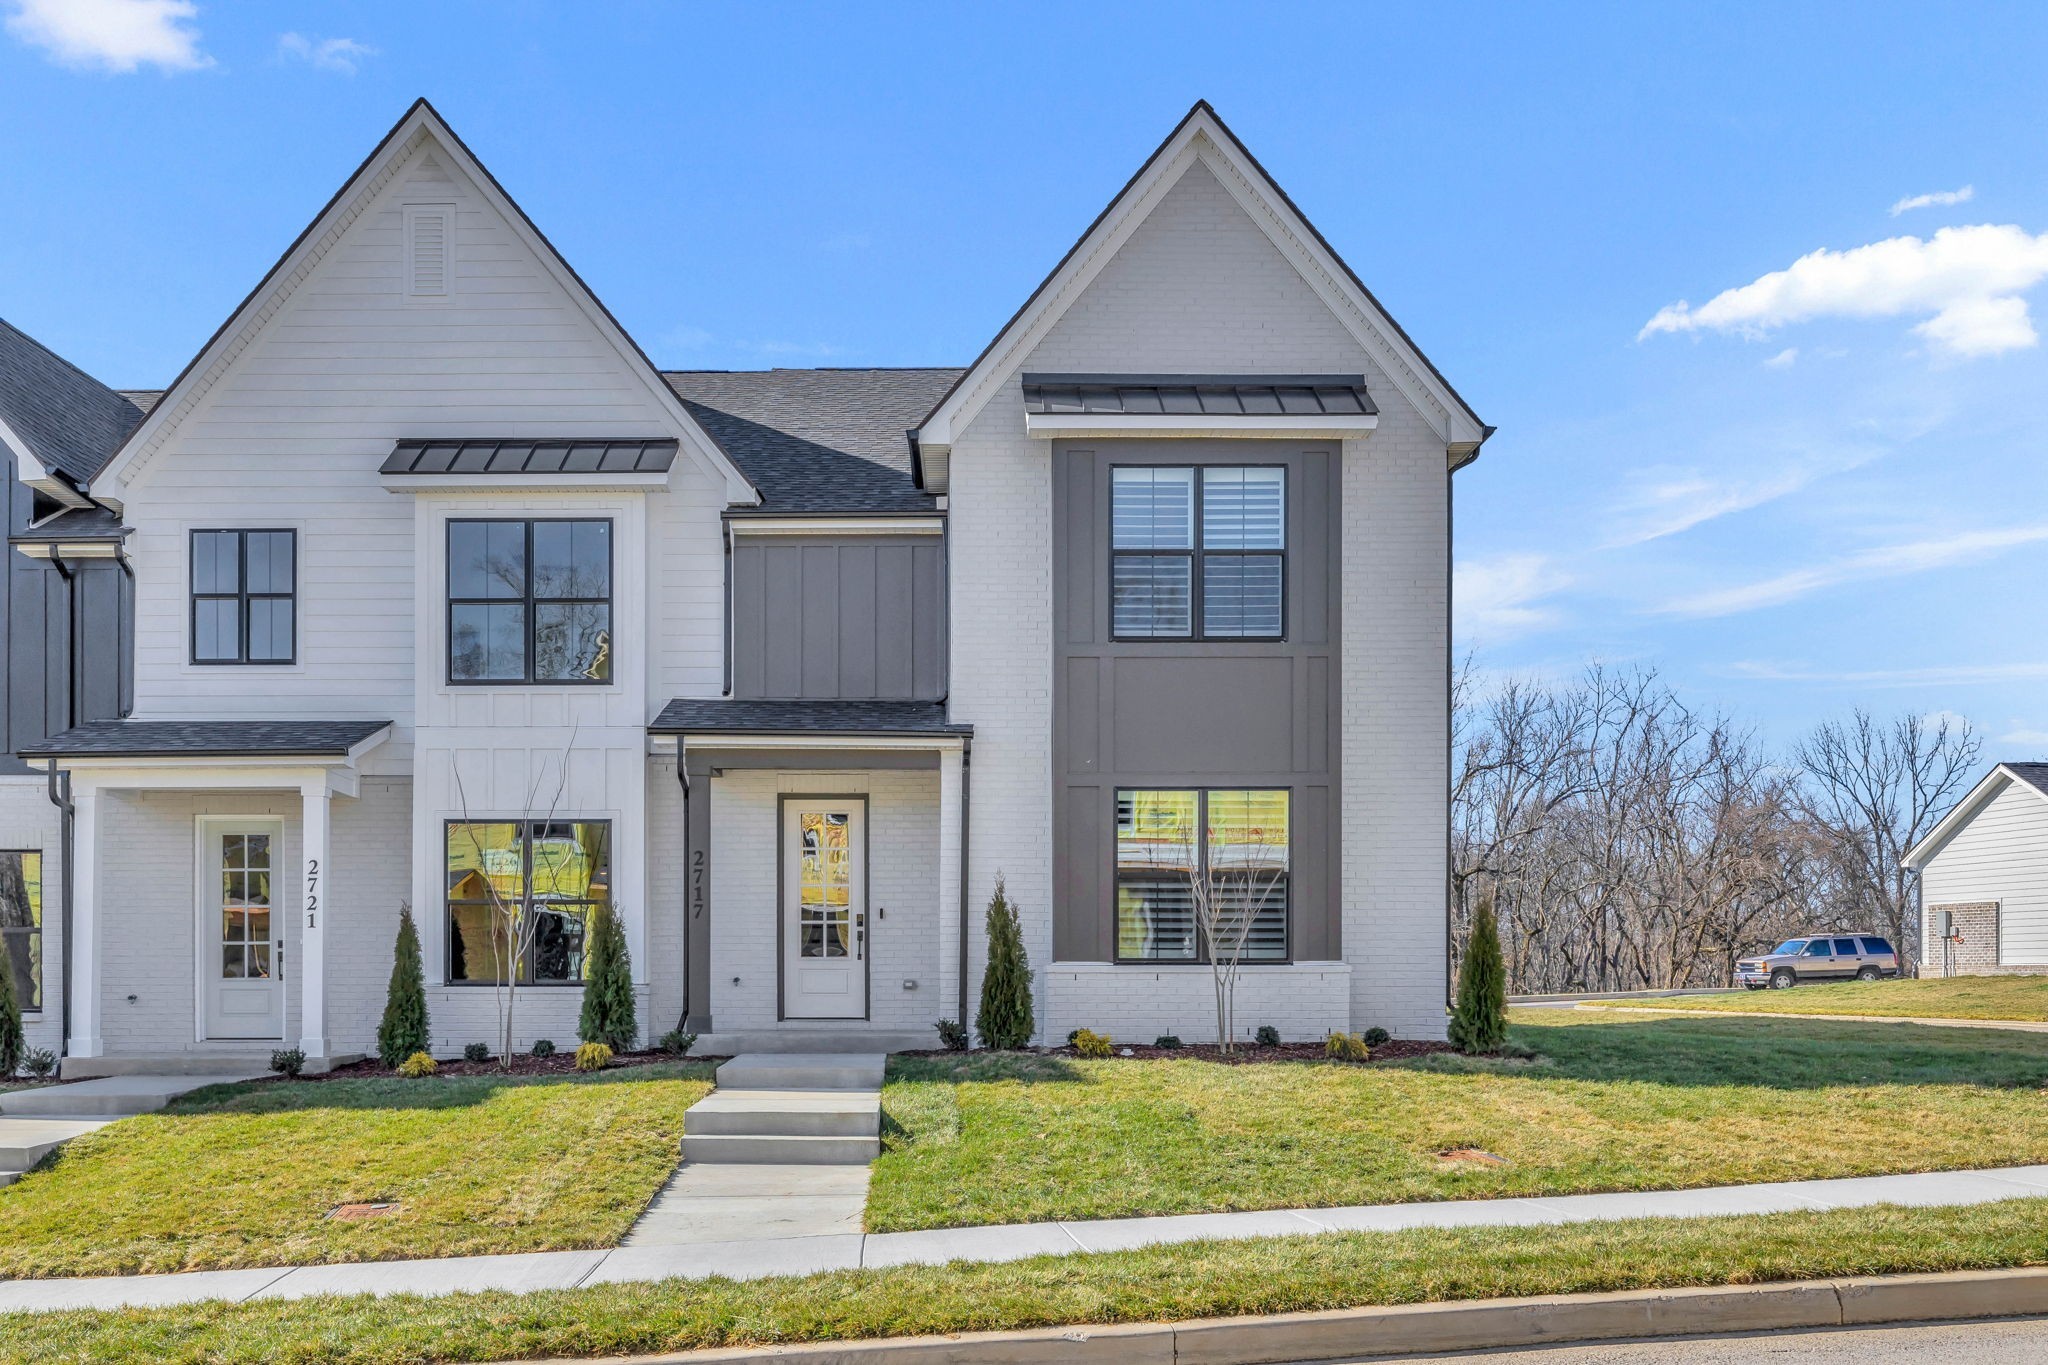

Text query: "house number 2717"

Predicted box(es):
[305, 857, 320, 930]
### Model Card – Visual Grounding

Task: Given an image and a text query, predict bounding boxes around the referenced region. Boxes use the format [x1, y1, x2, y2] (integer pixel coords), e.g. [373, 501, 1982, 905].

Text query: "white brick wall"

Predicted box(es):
[949, 156, 1454, 1040]
[1047, 962, 1352, 1045]
[707, 767, 944, 1035]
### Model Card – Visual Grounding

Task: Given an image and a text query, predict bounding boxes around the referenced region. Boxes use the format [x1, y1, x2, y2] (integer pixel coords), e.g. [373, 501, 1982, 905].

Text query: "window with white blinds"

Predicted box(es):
[1115, 788, 1289, 963]
[1110, 465, 1284, 638]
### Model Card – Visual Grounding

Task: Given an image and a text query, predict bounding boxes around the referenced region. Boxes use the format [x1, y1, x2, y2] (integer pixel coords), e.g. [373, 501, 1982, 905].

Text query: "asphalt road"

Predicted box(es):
[1322, 1317, 2048, 1363]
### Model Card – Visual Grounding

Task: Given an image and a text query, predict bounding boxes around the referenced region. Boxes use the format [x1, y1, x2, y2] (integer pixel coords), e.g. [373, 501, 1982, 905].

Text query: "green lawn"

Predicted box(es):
[0, 1063, 713, 1278]
[9, 1199, 2048, 1365]
[1580, 974, 2048, 1021]
[866, 1009, 2048, 1230]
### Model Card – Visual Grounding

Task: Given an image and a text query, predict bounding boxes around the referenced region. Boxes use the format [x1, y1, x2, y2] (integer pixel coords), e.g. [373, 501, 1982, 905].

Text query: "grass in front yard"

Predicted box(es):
[11, 1197, 2048, 1364]
[0, 1063, 713, 1278]
[866, 1010, 2048, 1230]
[1580, 973, 2048, 1021]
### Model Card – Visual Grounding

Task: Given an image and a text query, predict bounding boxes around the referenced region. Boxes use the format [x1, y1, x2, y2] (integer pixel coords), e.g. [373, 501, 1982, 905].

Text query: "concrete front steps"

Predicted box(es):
[691, 1030, 930, 1056]
[678, 1054, 884, 1166]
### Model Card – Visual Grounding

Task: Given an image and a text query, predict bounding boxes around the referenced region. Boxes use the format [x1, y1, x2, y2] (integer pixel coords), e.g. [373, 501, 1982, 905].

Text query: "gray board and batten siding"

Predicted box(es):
[1052, 438, 1341, 963]
[729, 534, 947, 702]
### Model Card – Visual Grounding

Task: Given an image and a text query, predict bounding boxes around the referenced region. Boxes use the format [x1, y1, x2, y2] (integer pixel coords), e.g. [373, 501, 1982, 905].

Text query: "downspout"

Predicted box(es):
[956, 736, 972, 1025]
[43, 554, 79, 1051]
[674, 746, 690, 1031]
[720, 522, 734, 697]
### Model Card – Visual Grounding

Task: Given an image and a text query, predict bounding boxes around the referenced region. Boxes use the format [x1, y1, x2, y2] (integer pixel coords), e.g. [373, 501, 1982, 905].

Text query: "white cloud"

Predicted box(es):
[1639, 224, 2048, 358]
[1729, 661, 2048, 687]
[277, 32, 374, 75]
[6, 0, 208, 72]
[1999, 725, 2048, 749]
[1454, 553, 1571, 643]
[1890, 185, 1974, 217]
[1763, 347, 1799, 368]
[1661, 522, 2048, 617]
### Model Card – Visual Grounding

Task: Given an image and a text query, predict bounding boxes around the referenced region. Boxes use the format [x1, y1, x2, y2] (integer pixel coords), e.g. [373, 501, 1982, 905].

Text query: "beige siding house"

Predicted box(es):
[13, 98, 1489, 1071]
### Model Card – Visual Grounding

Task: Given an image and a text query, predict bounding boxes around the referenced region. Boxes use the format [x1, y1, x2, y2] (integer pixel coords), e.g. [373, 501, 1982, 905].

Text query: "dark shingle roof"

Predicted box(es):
[2004, 763, 2048, 796]
[19, 719, 392, 759]
[1021, 373, 1376, 417]
[664, 369, 960, 514]
[0, 320, 149, 485]
[8, 505, 126, 544]
[382, 438, 677, 476]
[650, 698, 969, 738]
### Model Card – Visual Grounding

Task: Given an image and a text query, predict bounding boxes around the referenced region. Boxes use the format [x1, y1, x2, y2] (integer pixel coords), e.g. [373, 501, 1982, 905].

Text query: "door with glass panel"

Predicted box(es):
[201, 821, 284, 1039]
[782, 801, 867, 1019]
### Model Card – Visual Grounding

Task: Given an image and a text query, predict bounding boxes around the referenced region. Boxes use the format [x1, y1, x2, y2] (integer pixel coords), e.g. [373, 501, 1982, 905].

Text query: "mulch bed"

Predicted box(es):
[898, 1038, 1456, 1065]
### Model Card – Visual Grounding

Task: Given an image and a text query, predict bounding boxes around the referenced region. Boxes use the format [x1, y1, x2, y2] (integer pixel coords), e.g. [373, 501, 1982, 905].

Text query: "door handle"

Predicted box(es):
[855, 912, 867, 960]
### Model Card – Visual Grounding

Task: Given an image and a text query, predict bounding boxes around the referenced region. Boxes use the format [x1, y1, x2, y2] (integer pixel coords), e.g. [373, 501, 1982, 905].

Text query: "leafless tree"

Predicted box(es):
[1177, 798, 1288, 1052]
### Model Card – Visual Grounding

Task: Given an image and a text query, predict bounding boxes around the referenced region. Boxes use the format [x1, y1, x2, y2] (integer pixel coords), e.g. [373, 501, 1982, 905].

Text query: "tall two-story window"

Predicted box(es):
[1110, 466, 1285, 639]
[447, 519, 612, 684]
[445, 821, 611, 984]
[1115, 789, 1289, 962]
[0, 851, 42, 1012]
[191, 529, 296, 664]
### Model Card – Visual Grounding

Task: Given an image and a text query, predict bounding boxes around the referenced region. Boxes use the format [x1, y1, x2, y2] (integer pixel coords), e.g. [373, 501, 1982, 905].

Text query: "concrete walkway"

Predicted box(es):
[5, 1163, 2048, 1314]
[0, 1072, 260, 1186]
[1574, 1004, 2048, 1033]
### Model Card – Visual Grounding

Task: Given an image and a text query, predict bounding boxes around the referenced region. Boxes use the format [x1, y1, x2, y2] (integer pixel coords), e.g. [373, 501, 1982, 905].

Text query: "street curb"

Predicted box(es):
[562, 1266, 2048, 1364]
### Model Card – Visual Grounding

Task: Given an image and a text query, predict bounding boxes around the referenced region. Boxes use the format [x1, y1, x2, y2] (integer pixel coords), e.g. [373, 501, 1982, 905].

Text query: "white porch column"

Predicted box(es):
[298, 782, 331, 1059]
[65, 786, 103, 1059]
[937, 745, 964, 1023]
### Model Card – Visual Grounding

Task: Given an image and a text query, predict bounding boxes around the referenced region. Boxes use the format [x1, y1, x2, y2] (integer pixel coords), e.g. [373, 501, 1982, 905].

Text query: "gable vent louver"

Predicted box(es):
[404, 204, 453, 298]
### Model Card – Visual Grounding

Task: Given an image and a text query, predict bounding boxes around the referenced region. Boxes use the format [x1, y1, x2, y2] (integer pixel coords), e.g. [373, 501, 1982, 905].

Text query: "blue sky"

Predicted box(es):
[4, 1, 2046, 754]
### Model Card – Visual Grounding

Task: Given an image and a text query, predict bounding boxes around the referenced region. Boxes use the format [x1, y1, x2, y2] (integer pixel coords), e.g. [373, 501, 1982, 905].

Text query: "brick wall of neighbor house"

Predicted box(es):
[707, 767, 943, 1033]
[948, 155, 1453, 1041]
[1046, 962, 1351, 1044]
[1921, 902, 2002, 976]
[0, 778, 64, 1058]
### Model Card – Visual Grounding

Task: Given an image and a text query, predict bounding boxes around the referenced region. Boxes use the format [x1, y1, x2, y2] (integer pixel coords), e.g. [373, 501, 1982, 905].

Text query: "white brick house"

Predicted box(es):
[7, 99, 1489, 1071]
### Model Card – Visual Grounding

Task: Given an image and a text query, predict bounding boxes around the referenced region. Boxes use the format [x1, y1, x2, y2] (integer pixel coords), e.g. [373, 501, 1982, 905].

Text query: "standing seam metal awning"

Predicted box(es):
[1020, 373, 1376, 417]
[381, 438, 678, 476]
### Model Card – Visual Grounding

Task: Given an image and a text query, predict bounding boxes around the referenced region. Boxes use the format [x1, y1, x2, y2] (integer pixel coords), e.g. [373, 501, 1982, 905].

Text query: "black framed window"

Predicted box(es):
[1111, 466, 1285, 639]
[191, 530, 296, 664]
[1115, 789, 1289, 963]
[0, 851, 42, 1012]
[447, 519, 612, 684]
[445, 820, 612, 985]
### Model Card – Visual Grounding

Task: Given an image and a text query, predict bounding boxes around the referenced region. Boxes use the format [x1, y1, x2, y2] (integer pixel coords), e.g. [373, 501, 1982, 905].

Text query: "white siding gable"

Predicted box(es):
[1920, 776, 2048, 965]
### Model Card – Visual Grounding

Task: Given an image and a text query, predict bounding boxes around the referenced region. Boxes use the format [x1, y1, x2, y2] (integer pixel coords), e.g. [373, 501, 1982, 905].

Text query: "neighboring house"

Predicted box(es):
[1903, 763, 2048, 977]
[12, 98, 1489, 1071]
[0, 320, 143, 1059]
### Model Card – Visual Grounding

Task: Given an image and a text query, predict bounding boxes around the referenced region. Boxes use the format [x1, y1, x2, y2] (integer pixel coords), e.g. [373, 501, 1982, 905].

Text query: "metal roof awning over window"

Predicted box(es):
[381, 438, 678, 476]
[1021, 374, 1376, 417]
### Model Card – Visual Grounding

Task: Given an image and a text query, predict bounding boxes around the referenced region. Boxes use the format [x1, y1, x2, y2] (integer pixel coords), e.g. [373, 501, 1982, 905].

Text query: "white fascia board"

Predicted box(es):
[680, 733, 967, 753]
[1024, 413, 1377, 440]
[379, 473, 669, 494]
[12, 542, 121, 560]
[728, 517, 945, 536]
[91, 103, 761, 509]
[1902, 765, 2040, 869]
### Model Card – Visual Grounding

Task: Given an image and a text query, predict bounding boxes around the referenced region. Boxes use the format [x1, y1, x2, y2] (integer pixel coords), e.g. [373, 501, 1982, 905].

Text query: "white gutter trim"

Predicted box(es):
[676, 733, 967, 753]
[1023, 412, 1378, 439]
[727, 517, 945, 537]
[378, 473, 669, 494]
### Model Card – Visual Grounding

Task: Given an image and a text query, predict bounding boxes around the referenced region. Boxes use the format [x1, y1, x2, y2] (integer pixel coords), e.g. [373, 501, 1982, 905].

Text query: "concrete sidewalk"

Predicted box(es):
[1573, 1004, 2048, 1033]
[5, 1163, 2048, 1314]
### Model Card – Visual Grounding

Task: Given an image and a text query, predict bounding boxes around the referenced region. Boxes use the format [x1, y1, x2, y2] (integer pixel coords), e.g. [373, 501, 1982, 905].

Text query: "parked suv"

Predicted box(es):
[1735, 935, 1900, 989]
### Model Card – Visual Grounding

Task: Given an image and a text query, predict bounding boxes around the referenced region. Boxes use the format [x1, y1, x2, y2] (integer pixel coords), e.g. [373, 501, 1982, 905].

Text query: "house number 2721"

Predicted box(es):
[305, 857, 320, 930]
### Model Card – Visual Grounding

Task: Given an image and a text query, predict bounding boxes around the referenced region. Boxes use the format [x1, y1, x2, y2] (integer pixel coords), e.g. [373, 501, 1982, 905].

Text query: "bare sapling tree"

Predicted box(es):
[1797, 709, 1980, 972]
[1180, 794, 1288, 1053]
[452, 724, 580, 1067]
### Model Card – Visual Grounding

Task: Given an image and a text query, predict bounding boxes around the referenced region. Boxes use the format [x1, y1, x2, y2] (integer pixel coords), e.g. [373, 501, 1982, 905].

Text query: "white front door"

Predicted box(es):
[782, 800, 867, 1019]
[201, 821, 285, 1040]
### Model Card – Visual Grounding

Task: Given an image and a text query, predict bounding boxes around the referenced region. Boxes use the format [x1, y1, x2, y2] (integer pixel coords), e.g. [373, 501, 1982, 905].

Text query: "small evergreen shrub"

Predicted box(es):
[575, 1041, 613, 1072]
[578, 900, 638, 1051]
[1071, 1028, 1113, 1058]
[21, 1047, 56, 1080]
[1449, 894, 1509, 1055]
[1325, 1031, 1371, 1062]
[269, 1047, 306, 1078]
[934, 1018, 969, 1051]
[0, 946, 23, 1079]
[658, 1029, 696, 1056]
[1065, 1029, 1081, 1047]
[1255, 1024, 1281, 1047]
[530, 1039, 556, 1058]
[975, 876, 1035, 1049]
[398, 1052, 437, 1078]
[463, 1042, 490, 1064]
[376, 904, 430, 1069]
[1153, 1034, 1183, 1049]
[1362, 1026, 1392, 1048]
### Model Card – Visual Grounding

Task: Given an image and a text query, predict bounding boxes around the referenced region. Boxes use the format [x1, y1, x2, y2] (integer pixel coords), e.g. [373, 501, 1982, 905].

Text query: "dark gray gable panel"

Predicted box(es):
[730, 535, 947, 703]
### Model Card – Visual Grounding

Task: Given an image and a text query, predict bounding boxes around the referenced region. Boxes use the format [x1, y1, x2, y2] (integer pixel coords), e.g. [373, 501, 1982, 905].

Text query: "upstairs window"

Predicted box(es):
[1110, 466, 1284, 639]
[191, 529, 296, 664]
[447, 518, 613, 684]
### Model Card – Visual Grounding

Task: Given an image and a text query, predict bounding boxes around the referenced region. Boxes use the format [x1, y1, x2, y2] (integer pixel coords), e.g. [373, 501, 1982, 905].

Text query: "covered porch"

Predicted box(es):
[651, 700, 970, 1053]
[21, 719, 394, 1075]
